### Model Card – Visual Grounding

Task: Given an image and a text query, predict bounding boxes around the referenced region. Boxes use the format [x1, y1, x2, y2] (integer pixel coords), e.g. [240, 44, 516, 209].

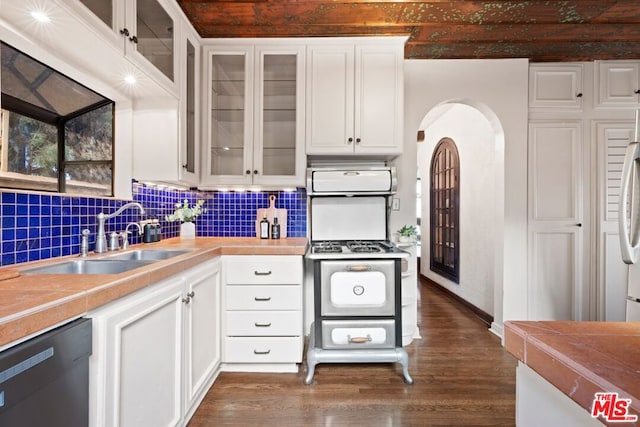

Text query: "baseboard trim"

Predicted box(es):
[420, 275, 494, 328]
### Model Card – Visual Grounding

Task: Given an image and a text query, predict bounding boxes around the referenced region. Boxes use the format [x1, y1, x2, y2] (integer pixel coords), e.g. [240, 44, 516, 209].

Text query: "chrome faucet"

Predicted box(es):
[95, 202, 145, 253]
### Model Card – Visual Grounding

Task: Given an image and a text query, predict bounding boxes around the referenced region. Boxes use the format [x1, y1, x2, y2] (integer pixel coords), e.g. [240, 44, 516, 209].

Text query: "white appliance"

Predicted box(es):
[304, 164, 412, 385]
[619, 109, 640, 321]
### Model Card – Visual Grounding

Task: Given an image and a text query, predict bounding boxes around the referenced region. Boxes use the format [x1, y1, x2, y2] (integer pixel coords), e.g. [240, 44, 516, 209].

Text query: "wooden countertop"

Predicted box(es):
[504, 320, 640, 426]
[0, 237, 307, 349]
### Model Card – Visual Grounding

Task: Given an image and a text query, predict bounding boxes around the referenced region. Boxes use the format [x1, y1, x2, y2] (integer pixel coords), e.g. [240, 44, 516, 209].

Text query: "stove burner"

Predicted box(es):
[346, 241, 384, 253]
[312, 241, 343, 254]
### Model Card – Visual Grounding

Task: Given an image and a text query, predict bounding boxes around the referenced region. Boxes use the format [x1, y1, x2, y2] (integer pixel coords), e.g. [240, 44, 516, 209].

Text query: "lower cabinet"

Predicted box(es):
[89, 257, 221, 427]
[221, 255, 303, 372]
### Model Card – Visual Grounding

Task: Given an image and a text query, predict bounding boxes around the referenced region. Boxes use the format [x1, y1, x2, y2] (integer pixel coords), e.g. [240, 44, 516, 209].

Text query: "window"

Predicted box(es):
[0, 42, 114, 195]
[430, 137, 460, 283]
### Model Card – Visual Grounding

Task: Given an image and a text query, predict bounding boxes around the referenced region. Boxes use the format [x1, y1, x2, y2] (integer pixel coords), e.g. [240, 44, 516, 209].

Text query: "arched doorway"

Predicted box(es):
[416, 100, 505, 335]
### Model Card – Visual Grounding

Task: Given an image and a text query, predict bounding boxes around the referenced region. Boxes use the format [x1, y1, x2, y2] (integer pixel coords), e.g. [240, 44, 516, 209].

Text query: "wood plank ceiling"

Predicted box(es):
[176, 0, 640, 62]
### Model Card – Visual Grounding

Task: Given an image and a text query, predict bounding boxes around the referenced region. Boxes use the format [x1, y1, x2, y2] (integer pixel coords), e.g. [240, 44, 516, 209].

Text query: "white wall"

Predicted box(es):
[417, 103, 496, 314]
[399, 59, 529, 335]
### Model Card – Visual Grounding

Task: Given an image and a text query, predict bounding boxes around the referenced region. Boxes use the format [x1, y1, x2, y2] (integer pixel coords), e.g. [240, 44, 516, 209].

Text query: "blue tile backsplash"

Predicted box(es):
[0, 183, 307, 266]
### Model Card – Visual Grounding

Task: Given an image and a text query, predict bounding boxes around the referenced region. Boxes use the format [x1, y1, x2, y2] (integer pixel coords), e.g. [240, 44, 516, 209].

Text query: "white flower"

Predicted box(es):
[165, 199, 205, 223]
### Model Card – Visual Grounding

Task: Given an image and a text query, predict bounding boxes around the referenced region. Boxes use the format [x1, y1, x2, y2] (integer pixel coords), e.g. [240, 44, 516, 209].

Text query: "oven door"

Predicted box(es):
[320, 259, 395, 316]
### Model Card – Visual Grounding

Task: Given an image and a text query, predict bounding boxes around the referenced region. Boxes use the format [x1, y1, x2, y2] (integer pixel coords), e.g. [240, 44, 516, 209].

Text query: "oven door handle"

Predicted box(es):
[346, 264, 372, 272]
[348, 334, 372, 344]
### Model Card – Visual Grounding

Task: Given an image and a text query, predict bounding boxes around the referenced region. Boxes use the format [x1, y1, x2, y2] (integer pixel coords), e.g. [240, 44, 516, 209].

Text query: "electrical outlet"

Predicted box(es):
[392, 198, 400, 210]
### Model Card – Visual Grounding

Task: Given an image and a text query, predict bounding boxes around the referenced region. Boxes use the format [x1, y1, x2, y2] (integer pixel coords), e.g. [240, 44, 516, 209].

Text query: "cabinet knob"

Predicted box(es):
[119, 28, 130, 37]
[635, 89, 640, 94]
[187, 291, 195, 299]
[576, 93, 583, 98]
[253, 170, 258, 175]
[181, 296, 191, 304]
[129, 35, 138, 44]
[347, 137, 353, 144]
[182, 164, 188, 169]
[576, 223, 582, 227]
[246, 170, 251, 175]
[356, 138, 361, 144]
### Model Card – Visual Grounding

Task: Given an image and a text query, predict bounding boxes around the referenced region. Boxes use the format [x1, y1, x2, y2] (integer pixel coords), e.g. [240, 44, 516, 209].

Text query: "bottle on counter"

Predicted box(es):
[260, 215, 270, 239]
[271, 216, 280, 239]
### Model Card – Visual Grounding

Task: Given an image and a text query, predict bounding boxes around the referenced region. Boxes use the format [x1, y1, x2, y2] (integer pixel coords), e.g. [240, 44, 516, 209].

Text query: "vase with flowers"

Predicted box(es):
[165, 199, 205, 239]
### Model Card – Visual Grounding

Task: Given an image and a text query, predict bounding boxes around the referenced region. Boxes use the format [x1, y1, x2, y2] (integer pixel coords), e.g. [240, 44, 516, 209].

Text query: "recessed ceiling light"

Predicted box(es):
[30, 10, 50, 23]
[124, 74, 136, 85]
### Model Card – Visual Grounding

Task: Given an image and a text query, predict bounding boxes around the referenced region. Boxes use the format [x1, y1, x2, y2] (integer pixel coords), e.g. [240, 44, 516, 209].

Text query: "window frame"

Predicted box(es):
[0, 42, 115, 196]
[429, 137, 460, 283]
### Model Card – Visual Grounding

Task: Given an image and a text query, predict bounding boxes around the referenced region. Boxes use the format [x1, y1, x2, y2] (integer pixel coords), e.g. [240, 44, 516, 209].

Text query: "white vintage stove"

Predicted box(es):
[304, 165, 413, 384]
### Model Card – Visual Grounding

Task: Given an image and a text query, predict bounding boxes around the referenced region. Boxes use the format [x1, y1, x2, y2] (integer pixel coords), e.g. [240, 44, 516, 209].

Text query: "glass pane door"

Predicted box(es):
[135, 0, 174, 81]
[210, 54, 246, 177]
[260, 54, 297, 177]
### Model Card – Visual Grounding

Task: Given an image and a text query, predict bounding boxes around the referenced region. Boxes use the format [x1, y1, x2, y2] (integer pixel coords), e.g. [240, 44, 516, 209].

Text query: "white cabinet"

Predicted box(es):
[202, 42, 306, 188]
[221, 255, 303, 372]
[528, 64, 584, 110]
[91, 275, 184, 427]
[594, 122, 633, 321]
[306, 38, 405, 156]
[182, 259, 221, 420]
[75, 0, 179, 93]
[527, 121, 589, 321]
[129, 22, 201, 186]
[178, 24, 201, 185]
[596, 61, 640, 107]
[89, 258, 221, 427]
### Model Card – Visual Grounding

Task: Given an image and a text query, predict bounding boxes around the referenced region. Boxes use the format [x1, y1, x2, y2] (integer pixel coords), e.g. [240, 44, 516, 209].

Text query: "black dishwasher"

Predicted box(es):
[0, 317, 92, 427]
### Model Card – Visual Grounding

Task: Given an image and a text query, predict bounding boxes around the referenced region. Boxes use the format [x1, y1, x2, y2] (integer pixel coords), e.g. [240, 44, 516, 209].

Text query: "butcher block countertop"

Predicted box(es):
[0, 237, 307, 349]
[504, 320, 640, 425]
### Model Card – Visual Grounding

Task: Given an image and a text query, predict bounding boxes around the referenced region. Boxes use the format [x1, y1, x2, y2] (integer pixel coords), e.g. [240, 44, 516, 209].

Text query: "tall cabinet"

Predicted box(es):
[201, 42, 306, 188]
[527, 63, 590, 321]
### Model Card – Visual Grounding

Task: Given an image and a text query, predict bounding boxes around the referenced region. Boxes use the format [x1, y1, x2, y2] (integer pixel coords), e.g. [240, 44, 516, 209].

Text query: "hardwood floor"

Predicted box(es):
[188, 276, 518, 426]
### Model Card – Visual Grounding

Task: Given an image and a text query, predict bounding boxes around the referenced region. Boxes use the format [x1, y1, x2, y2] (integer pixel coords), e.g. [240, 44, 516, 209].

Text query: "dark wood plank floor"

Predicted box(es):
[188, 276, 518, 426]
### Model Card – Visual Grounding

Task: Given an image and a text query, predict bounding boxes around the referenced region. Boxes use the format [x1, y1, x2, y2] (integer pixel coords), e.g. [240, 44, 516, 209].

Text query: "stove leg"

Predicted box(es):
[305, 347, 318, 385]
[397, 348, 414, 384]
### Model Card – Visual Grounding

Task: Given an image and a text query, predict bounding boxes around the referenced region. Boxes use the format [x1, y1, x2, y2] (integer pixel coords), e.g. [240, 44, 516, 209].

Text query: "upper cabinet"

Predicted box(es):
[202, 42, 306, 188]
[595, 61, 640, 107]
[528, 64, 584, 110]
[76, 0, 178, 94]
[129, 20, 200, 186]
[306, 38, 405, 156]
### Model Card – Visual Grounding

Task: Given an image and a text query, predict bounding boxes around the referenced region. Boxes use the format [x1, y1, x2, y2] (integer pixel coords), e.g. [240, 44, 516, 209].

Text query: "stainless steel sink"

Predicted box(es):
[105, 249, 192, 261]
[23, 259, 155, 275]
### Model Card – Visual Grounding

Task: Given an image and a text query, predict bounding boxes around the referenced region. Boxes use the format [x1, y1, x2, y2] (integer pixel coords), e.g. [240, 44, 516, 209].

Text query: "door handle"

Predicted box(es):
[618, 140, 640, 264]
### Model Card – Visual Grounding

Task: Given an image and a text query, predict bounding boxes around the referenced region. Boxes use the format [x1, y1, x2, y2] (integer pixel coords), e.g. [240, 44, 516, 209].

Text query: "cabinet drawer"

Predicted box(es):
[226, 285, 301, 310]
[321, 319, 396, 350]
[225, 256, 302, 285]
[226, 311, 302, 336]
[223, 337, 302, 363]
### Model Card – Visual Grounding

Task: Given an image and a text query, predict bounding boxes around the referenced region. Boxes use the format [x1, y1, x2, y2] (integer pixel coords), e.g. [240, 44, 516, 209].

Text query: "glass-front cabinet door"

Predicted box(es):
[202, 44, 305, 188]
[253, 46, 306, 187]
[77, 0, 176, 89]
[205, 46, 254, 186]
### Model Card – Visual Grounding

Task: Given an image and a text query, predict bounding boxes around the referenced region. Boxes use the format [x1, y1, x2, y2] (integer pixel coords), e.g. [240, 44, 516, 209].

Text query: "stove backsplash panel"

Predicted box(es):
[0, 183, 307, 266]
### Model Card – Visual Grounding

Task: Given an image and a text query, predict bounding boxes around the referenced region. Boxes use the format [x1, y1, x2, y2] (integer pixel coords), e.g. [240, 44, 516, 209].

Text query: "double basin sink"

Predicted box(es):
[23, 249, 192, 275]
